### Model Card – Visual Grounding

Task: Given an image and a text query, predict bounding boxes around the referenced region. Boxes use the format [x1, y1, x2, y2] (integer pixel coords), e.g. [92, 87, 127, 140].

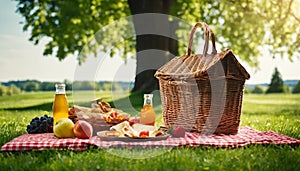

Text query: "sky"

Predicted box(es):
[0, 1, 299, 84]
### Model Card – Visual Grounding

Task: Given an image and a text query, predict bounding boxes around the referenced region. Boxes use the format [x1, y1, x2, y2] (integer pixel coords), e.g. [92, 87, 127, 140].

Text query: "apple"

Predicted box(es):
[173, 126, 185, 138]
[129, 117, 140, 126]
[54, 118, 75, 138]
[73, 120, 93, 139]
[168, 126, 185, 138]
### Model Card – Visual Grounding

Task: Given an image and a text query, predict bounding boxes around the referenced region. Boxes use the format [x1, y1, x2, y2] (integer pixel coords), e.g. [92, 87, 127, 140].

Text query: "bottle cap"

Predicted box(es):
[55, 83, 66, 94]
[144, 94, 153, 98]
[55, 83, 66, 89]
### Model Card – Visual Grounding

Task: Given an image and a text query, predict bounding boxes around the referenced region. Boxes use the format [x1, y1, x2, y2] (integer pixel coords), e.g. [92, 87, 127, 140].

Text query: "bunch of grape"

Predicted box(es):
[26, 115, 54, 134]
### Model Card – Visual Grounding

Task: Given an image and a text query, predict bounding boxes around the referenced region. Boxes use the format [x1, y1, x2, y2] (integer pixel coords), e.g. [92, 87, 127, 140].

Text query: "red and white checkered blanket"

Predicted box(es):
[1, 126, 299, 151]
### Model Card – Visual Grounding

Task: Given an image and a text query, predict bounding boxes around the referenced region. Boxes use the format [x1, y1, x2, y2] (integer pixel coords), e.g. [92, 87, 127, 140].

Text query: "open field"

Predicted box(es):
[0, 92, 299, 171]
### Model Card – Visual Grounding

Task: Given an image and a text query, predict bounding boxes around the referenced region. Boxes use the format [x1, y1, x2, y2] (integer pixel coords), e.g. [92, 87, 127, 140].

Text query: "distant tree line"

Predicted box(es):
[1, 68, 300, 96]
[0, 80, 133, 96]
[245, 67, 300, 94]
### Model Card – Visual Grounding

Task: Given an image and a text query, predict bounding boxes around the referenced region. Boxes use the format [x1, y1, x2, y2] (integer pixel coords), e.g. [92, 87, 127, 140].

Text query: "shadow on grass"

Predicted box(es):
[2, 102, 54, 111]
[1, 102, 93, 111]
[109, 91, 161, 115]
[0, 93, 142, 112]
[108, 91, 144, 114]
[1, 91, 162, 114]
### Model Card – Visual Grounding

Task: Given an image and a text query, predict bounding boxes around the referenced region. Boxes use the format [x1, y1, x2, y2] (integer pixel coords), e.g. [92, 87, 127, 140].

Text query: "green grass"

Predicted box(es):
[241, 94, 300, 139]
[0, 92, 299, 171]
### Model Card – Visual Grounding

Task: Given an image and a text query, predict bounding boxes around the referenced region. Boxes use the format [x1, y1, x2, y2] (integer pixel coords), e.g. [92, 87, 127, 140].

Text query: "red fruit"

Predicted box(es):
[139, 131, 149, 137]
[73, 120, 93, 139]
[172, 126, 185, 138]
[129, 117, 140, 126]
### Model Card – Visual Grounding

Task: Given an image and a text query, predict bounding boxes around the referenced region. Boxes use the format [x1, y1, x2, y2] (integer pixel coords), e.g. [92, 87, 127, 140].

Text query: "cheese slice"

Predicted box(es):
[121, 123, 138, 137]
[110, 121, 128, 132]
[110, 121, 138, 137]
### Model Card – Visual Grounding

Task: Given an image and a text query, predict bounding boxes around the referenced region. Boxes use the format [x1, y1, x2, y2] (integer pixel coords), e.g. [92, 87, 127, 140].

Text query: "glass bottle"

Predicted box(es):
[52, 83, 69, 125]
[140, 94, 156, 126]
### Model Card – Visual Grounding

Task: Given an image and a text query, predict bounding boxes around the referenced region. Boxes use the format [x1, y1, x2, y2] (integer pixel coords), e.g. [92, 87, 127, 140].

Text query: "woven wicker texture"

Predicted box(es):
[155, 22, 250, 134]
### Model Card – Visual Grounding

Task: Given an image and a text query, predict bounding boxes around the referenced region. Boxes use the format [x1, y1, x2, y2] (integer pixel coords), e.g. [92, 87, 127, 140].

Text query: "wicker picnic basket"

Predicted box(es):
[154, 22, 250, 135]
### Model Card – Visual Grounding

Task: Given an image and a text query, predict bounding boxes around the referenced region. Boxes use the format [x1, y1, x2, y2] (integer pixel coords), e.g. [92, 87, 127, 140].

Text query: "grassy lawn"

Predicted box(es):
[0, 92, 299, 171]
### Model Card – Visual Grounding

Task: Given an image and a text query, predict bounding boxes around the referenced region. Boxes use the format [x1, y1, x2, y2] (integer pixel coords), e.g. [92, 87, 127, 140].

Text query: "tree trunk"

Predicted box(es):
[128, 0, 178, 93]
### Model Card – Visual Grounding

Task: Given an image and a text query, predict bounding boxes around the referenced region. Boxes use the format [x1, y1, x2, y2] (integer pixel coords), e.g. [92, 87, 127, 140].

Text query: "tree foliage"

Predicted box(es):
[283, 85, 291, 94]
[23, 81, 40, 92]
[73, 81, 99, 90]
[252, 85, 265, 94]
[0, 84, 21, 96]
[243, 86, 251, 94]
[292, 81, 300, 93]
[15, 0, 300, 66]
[266, 67, 284, 93]
[6, 85, 22, 96]
[0, 84, 7, 96]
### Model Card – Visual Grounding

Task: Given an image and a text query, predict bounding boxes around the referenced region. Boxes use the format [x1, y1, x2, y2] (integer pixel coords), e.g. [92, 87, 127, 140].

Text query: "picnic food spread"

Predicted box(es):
[26, 94, 168, 141]
[38, 82, 167, 140]
[69, 95, 167, 139]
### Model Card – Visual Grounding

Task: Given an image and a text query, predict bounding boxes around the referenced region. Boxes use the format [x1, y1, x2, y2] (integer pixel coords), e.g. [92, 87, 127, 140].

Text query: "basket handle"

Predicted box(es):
[187, 22, 217, 56]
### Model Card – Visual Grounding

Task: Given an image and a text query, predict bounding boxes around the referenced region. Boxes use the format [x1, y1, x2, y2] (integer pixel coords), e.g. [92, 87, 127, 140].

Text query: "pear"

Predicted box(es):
[54, 118, 75, 138]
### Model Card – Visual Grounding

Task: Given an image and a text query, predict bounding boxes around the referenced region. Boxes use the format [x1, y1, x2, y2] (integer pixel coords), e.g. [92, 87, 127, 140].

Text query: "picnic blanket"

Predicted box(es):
[1, 126, 299, 151]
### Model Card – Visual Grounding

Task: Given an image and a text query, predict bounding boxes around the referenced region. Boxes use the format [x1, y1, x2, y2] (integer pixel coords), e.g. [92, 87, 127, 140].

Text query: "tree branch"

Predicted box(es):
[291, 12, 300, 23]
[283, 0, 294, 20]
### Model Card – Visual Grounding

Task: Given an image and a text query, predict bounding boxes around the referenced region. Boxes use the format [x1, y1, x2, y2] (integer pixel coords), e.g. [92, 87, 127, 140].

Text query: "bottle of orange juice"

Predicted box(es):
[52, 83, 69, 125]
[140, 94, 156, 126]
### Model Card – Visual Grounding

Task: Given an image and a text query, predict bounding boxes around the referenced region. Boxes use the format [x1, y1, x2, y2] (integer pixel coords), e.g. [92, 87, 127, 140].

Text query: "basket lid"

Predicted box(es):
[154, 22, 250, 81]
[155, 49, 250, 81]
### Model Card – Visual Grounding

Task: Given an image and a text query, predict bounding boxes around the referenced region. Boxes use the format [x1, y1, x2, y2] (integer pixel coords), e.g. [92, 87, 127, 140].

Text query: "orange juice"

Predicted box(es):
[52, 84, 68, 125]
[140, 94, 156, 126]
